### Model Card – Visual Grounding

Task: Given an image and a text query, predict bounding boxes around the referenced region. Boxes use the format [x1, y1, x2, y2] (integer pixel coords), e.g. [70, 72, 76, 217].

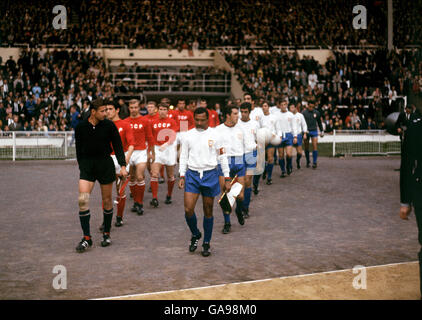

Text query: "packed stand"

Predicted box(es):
[1, 0, 420, 49]
[224, 47, 422, 131]
[0, 49, 113, 132]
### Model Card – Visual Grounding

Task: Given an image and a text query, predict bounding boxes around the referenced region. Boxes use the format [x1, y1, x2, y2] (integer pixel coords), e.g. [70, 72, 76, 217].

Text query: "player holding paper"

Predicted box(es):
[178, 107, 231, 257]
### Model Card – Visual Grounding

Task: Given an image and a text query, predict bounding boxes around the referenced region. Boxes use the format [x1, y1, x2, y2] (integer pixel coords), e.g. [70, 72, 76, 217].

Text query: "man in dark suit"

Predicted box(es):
[399, 106, 422, 298]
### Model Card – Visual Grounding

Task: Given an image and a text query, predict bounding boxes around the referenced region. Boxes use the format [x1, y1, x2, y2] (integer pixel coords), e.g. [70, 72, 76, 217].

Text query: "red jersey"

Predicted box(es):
[144, 113, 159, 124]
[167, 109, 177, 120]
[173, 109, 194, 132]
[124, 116, 154, 150]
[111, 119, 135, 154]
[207, 109, 220, 128]
[151, 117, 179, 146]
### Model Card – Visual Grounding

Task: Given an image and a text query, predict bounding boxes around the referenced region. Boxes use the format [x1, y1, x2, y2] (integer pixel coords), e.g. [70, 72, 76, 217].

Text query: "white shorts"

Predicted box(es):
[111, 153, 130, 174]
[154, 144, 177, 166]
[129, 149, 148, 166]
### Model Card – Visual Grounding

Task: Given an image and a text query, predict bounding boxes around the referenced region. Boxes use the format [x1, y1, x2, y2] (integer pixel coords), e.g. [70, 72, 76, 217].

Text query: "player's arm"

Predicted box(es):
[178, 135, 188, 189]
[110, 122, 127, 177]
[124, 122, 135, 164]
[75, 123, 82, 165]
[145, 120, 155, 161]
[215, 139, 231, 192]
[316, 111, 324, 136]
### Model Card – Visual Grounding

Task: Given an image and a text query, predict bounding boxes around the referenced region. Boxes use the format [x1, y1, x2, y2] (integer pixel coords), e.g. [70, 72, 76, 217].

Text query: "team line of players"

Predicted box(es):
[93, 94, 323, 256]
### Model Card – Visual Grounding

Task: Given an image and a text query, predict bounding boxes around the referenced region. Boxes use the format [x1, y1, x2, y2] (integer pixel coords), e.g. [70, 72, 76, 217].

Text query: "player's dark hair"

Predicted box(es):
[244, 93, 255, 101]
[194, 107, 209, 119]
[91, 98, 104, 111]
[240, 102, 251, 112]
[223, 105, 239, 117]
[158, 103, 169, 109]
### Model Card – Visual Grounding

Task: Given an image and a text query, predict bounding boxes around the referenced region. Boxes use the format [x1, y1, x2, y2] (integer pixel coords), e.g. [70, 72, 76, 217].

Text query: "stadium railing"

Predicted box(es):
[321, 130, 401, 157]
[0, 131, 76, 161]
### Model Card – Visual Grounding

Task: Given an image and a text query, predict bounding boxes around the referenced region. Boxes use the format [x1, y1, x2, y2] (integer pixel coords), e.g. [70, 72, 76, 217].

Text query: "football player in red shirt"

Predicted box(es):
[200, 98, 220, 128]
[125, 99, 155, 215]
[104, 99, 135, 227]
[150, 103, 179, 206]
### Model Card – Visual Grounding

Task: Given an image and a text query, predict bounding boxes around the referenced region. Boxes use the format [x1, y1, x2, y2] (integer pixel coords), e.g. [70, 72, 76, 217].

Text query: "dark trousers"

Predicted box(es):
[415, 205, 422, 297]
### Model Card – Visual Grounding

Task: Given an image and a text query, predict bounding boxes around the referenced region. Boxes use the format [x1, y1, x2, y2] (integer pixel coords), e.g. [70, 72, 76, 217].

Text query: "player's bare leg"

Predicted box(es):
[201, 196, 215, 256]
[76, 179, 95, 252]
[285, 145, 293, 175]
[265, 147, 275, 184]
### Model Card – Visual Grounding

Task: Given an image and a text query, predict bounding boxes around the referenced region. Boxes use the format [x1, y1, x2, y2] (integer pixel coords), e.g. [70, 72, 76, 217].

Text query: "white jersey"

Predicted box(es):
[216, 123, 245, 157]
[275, 111, 298, 138]
[250, 107, 264, 127]
[237, 119, 259, 154]
[261, 113, 278, 135]
[269, 106, 280, 115]
[179, 127, 229, 178]
[292, 112, 308, 136]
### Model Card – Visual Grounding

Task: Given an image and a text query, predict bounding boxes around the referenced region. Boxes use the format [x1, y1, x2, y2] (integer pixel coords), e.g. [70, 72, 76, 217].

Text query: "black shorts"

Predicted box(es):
[79, 156, 116, 185]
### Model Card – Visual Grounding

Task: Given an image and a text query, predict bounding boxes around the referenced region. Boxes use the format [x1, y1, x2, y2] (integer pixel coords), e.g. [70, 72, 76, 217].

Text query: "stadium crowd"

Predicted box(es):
[1, 0, 421, 49]
[224, 47, 422, 130]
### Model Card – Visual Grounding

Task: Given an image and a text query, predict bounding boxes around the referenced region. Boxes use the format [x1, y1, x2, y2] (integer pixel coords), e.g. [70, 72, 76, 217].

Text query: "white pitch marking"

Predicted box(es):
[94, 260, 418, 300]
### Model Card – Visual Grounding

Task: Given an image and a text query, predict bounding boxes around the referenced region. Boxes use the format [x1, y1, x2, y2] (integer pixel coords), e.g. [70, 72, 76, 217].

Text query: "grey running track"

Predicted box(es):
[0, 156, 418, 299]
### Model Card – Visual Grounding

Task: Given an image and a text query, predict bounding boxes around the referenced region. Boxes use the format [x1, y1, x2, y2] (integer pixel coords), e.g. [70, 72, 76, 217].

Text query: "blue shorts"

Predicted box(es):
[185, 168, 220, 197]
[218, 156, 246, 178]
[278, 132, 293, 147]
[309, 130, 318, 138]
[244, 150, 257, 169]
[293, 133, 303, 147]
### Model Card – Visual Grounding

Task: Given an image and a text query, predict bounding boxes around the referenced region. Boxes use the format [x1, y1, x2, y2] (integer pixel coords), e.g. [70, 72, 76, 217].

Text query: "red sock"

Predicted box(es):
[135, 181, 145, 204]
[129, 181, 137, 201]
[160, 166, 165, 179]
[117, 195, 126, 218]
[167, 177, 175, 197]
[150, 177, 159, 199]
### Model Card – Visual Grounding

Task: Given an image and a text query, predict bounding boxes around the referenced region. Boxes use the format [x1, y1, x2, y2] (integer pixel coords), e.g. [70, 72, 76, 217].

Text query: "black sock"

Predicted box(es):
[79, 210, 91, 237]
[103, 208, 113, 234]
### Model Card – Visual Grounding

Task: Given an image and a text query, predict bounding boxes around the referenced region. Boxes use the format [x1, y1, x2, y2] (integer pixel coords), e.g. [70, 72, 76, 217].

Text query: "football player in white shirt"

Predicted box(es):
[237, 102, 259, 219]
[259, 101, 278, 186]
[216, 105, 247, 234]
[244, 93, 264, 126]
[274, 100, 298, 177]
[290, 103, 308, 169]
[178, 107, 231, 257]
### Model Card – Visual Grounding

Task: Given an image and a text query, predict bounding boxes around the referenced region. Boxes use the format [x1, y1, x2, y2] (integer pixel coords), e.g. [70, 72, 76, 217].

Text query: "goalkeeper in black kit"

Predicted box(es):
[74, 98, 127, 252]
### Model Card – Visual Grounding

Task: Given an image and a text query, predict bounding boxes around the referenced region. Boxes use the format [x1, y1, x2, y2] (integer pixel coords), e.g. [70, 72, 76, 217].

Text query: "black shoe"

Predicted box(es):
[243, 208, 250, 219]
[189, 232, 202, 252]
[99, 222, 104, 232]
[158, 177, 165, 184]
[312, 163, 317, 169]
[306, 162, 310, 168]
[235, 206, 245, 225]
[222, 223, 231, 234]
[287, 167, 292, 175]
[280, 172, 286, 178]
[164, 195, 172, 204]
[201, 243, 211, 257]
[253, 185, 259, 195]
[76, 237, 92, 253]
[150, 198, 159, 208]
[101, 234, 112, 247]
[266, 179, 272, 185]
[131, 203, 137, 212]
[115, 217, 123, 227]
[134, 202, 144, 215]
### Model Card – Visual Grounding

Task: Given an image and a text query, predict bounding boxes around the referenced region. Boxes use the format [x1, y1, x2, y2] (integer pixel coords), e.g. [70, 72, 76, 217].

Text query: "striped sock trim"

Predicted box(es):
[168, 176, 176, 182]
[103, 208, 113, 215]
[137, 180, 146, 186]
[128, 181, 136, 187]
[79, 210, 90, 217]
[150, 177, 159, 182]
